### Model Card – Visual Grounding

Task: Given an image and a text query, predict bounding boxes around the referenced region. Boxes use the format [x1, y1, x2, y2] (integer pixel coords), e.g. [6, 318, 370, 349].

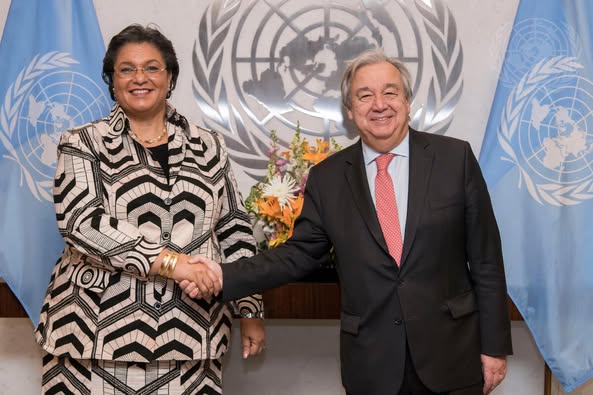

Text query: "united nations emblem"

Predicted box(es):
[498, 56, 593, 206]
[495, 18, 580, 88]
[192, 0, 463, 178]
[0, 52, 110, 201]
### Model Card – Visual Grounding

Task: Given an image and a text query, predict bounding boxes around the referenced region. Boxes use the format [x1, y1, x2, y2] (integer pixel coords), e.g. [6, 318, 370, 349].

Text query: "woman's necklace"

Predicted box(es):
[130, 124, 167, 145]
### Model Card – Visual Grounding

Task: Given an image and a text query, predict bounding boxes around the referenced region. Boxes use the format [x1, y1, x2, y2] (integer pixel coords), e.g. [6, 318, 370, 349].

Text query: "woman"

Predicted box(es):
[35, 24, 265, 394]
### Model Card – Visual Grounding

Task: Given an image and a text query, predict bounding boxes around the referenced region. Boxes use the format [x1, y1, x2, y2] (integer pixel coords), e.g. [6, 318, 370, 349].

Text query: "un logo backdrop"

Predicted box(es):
[191, 0, 463, 181]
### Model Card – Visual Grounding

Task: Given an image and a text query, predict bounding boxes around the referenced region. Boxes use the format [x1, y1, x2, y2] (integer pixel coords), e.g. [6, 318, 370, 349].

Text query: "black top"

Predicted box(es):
[148, 143, 169, 180]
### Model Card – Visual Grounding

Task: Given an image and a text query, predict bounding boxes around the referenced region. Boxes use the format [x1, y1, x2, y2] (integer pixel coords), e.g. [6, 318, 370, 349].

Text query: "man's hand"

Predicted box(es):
[178, 255, 223, 299]
[481, 354, 507, 394]
[240, 318, 265, 359]
[192, 255, 223, 287]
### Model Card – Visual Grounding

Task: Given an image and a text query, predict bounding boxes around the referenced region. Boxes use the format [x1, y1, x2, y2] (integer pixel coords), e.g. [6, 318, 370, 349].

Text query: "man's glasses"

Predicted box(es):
[114, 65, 167, 79]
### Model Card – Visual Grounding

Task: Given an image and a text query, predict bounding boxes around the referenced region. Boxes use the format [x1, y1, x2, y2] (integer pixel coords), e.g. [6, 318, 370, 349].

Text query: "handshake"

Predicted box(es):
[178, 255, 223, 299]
[152, 251, 223, 299]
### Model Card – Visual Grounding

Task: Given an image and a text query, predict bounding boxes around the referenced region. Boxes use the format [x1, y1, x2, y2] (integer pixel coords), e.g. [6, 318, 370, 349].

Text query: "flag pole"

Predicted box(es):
[544, 363, 552, 395]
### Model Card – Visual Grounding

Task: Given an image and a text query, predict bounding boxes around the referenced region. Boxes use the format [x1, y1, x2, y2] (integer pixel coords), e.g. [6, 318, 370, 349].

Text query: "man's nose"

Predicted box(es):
[372, 95, 387, 110]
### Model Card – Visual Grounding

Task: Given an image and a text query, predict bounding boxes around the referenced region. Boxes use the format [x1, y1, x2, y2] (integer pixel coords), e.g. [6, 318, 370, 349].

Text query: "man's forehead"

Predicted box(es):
[354, 82, 400, 92]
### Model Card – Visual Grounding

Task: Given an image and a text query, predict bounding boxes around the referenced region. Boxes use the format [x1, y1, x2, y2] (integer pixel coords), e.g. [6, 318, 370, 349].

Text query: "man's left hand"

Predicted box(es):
[481, 354, 507, 394]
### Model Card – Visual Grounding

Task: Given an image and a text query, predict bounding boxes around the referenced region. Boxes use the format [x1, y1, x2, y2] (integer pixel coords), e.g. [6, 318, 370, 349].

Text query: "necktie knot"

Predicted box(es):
[376, 153, 395, 172]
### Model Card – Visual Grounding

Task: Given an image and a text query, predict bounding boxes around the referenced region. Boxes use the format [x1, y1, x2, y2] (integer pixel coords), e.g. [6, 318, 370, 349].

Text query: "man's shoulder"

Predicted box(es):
[411, 129, 471, 155]
[313, 140, 360, 170]
[412, 129, 468, 147]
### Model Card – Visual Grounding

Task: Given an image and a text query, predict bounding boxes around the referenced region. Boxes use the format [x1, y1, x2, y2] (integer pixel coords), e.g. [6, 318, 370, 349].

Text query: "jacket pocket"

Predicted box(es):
[445, 290, 478, 319]
[341, 312, 361, 335]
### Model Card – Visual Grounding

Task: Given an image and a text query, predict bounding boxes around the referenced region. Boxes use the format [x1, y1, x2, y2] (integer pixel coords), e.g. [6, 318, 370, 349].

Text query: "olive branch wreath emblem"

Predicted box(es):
[411, 0, 463, 135]
[0, 51, 78, 202]
[192, 0, 463, 172]
[497, 56, 593, 206]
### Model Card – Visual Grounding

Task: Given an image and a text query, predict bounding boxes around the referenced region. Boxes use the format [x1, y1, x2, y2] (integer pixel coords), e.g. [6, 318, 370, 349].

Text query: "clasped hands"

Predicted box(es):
[178, 255, 222, 299]
[153, 251, 223, 299]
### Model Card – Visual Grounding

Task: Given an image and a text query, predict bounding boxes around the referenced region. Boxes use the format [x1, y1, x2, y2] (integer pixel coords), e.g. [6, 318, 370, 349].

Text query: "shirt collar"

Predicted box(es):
[362, 130, 410, 166]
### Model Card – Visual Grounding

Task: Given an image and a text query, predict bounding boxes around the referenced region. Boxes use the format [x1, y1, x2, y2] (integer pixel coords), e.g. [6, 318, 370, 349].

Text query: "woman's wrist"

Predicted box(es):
[150, 248, 181, 279]
[159, 250, 179, 277]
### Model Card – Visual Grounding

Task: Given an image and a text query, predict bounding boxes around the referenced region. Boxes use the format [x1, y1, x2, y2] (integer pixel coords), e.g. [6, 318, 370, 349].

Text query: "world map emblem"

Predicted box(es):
[496, 18, 580, 88]
[0, 52, 110, 202]
[498, 56, 593, 206]
[193, 0, 463, 179]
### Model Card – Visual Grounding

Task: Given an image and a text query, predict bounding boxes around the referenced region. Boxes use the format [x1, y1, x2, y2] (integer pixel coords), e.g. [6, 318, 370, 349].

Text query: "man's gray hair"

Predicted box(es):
[341, 49, 413, 110]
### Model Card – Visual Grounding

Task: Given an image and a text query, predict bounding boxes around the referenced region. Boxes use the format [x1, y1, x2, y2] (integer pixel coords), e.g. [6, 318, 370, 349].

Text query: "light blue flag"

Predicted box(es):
[0, 0, 110, 326]
[480, 1, 593, 391]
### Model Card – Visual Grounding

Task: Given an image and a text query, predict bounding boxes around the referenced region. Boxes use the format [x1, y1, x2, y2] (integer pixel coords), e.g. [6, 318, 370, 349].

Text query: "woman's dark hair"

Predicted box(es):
[102, 24, 180, 101]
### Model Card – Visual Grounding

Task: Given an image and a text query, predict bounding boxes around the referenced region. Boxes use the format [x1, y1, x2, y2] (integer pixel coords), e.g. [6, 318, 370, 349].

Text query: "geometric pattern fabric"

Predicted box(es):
[35, 103, 262, 362]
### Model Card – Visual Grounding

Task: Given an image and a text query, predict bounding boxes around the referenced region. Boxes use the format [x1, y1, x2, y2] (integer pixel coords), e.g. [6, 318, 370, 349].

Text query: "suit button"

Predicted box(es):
[394, 319, 402, 326]
[154, 302, 161, 310]
[162, 232, 171, 240]
[397, 279, 404, 286]
[164, 197, 172, 206]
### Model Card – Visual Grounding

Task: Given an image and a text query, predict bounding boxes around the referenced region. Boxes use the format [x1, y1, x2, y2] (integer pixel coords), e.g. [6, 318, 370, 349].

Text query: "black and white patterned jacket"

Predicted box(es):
[35, 103, 263, 362]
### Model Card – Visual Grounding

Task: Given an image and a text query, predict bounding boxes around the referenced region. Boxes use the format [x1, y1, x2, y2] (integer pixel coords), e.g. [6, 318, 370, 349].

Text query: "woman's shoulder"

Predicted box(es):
[168, 104, 222, 148]
[58, 117, 110, 148]
[187, 123, 217, 138]
[185, 123, 227, 149]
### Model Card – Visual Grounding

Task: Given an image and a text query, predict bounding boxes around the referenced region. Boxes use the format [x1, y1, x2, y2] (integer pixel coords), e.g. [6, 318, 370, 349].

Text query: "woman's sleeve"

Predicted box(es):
[213, 134, 264, 317]
[53, 128, 162, 279]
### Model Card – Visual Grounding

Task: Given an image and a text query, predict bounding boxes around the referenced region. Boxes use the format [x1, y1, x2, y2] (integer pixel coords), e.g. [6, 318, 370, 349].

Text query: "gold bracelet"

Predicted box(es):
[159, 251, 179, 278]
[159, 253, 169, 276]
[167, 253, 178, 277]
[159, 251, 174, 277]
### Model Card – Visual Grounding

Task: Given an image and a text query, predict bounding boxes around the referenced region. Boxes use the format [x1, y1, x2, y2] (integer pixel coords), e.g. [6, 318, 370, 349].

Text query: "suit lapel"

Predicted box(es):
[400, 130, 434, 272]
[344, 141, 391, 258]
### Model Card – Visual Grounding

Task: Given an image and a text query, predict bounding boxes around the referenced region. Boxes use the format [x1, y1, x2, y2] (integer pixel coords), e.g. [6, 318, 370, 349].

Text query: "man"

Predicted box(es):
[186, 50, 513, 395]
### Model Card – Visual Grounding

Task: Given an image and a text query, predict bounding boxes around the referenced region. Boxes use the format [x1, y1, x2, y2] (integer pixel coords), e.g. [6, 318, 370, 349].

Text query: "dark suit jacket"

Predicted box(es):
[222, 129, 513, 395]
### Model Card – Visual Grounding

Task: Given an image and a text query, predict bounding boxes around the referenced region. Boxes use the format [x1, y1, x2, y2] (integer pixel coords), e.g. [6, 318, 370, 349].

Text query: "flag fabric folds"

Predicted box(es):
[0, 0, 110, 326]
[480, 1, 593, 391]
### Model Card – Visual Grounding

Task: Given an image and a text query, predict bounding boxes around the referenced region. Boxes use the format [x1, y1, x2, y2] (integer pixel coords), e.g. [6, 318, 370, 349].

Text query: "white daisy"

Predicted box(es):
[262, 174, 299, 208]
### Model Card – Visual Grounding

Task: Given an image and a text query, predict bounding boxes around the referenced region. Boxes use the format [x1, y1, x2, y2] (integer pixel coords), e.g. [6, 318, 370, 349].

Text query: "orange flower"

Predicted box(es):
[302, 139, 330, 164]
[257, 196, 282, 219]
[276, 203, 292, 226]
[286, 195, 305, 238]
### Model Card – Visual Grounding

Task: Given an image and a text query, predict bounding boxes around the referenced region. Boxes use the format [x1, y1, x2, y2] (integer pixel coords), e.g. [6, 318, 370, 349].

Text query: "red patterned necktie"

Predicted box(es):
[375, 153, 403, 265]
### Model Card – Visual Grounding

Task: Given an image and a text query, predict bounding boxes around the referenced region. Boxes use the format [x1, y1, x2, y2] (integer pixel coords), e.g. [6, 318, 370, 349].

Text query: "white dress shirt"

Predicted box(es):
[361, 132, 410, 240]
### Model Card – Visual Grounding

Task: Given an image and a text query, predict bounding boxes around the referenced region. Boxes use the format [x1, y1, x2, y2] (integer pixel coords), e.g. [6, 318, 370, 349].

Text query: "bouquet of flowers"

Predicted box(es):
[245, 125, 341, 250]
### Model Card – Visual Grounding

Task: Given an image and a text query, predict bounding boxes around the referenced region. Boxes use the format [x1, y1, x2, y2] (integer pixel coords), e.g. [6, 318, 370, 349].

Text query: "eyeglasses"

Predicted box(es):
[113, 65, 167, 79]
